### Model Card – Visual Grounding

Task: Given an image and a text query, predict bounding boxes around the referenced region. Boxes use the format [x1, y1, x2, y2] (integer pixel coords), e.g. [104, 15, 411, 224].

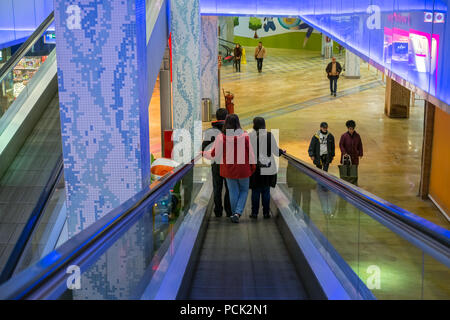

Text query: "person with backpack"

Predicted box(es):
[203, 114, 256, 223]
[308, 122, 335, 172]
[249, 117, 285, 219]
[202, 108, 232, 217]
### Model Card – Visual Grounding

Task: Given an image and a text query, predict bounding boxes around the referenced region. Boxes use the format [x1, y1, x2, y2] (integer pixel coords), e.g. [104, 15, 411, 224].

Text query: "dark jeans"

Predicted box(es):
[257, 58, 264, 72]
[212, 165, 232, 216]
[251, 186, 270, 216]
[329, 76, 338, 94]
[234, 58, 241, 72]
[316, 154, 330, 172]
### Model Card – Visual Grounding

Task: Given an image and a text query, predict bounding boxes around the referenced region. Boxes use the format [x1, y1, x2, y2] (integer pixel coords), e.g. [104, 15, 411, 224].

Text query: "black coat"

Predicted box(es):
[308, 132, 335, 166]
[202, 120, 225, 152]
[249, 131, 283, 189]
[326, 62, 342, 79]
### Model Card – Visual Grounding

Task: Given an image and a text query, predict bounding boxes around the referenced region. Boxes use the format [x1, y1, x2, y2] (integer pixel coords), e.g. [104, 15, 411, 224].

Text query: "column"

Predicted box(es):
[170, 0, 202, 159]
[201, 16, 219, 114]
[419, 101, 435, 199]
[344, 50, 361, 79]
[385, 77, 411, 118]
[54, 0, 151, 236]
[54, 0, 153, 299]
[322, 34, 333, 59]
[225, 17, 235, 43]
[160, 47, 172, 154]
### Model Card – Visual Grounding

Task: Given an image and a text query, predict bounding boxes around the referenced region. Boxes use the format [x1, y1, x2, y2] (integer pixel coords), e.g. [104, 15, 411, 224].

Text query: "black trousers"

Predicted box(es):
[212, 164, 232, 217]
[329, 76, 338, 93]
[256, 58, 264, 72]
[234, 58, 241, 72]
[316, 154, 330, 172]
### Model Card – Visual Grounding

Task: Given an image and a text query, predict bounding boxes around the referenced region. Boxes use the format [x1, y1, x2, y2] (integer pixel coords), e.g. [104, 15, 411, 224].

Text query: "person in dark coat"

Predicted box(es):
[202, 108, 232, 217]
[325, 57, 342, 97]
[339, 120, 363, 166]
[308, 122, 335, 172]
[233, 43, 242, 72]
[249, 117, 285, 219]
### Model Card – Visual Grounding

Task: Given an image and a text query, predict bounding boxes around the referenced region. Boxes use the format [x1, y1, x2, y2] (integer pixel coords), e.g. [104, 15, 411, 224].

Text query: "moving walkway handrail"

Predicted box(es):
[0, 12, 55, 84]
[0, 156, 200, 300]
[0, 155, 64, 284]
[282, 153, 450, 251]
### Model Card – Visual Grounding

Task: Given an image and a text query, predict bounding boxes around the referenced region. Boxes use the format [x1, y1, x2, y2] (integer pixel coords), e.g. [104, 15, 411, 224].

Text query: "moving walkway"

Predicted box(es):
[0, 153, 448, 300]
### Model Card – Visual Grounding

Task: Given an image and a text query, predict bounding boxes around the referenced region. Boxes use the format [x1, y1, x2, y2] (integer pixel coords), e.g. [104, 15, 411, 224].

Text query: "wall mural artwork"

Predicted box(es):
[234, 16, 317, 48]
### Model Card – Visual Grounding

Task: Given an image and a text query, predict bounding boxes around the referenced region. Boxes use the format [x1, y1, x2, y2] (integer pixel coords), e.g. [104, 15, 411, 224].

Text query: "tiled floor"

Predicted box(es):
[212, 47, 449, 229]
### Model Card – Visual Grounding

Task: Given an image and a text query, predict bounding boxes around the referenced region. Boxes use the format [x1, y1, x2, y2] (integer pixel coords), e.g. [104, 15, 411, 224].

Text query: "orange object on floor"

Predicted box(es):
[223, 89, 235, 114]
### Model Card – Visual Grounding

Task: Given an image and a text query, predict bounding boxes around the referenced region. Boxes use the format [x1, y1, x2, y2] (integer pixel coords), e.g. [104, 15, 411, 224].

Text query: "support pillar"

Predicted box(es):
[419, 101, 436, 199]
[201, 16, 219, 114]
[322, 34, 333, 59]
[170, 0, 202, 159]
[344, 50, 361, 79]
[160, 47, 172, 154]
[54, 0, 153, 299]
[385, 77, 411, 118]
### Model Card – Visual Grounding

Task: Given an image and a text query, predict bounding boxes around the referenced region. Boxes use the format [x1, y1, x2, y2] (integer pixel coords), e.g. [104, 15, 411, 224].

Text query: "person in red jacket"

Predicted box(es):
[339, 120, 363, 166]
[203, 114, 256, 223]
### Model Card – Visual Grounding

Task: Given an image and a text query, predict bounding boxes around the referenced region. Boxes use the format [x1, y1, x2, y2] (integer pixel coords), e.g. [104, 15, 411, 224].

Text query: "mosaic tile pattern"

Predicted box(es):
[170, 0, 201, 148]
[201, 16, 219, 111]
[54, 0, 150, 237]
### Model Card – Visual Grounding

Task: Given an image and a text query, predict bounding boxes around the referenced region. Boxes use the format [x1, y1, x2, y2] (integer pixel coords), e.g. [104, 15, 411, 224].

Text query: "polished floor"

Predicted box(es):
[216, 48, 449, 229]
[148, 48, 448, 228]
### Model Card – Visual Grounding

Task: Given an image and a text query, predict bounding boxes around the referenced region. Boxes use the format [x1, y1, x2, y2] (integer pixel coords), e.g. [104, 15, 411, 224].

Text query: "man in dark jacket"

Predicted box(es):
[202, 108, 232, 217]
[233, 43, 242, 72]
[326, 57, 342, 97]
[308, 122, 335, 172]
[339, 120, 363, 166]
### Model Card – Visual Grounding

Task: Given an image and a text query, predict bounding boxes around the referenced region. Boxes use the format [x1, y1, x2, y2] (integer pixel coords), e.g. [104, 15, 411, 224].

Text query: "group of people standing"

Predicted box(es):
[202, 109, 283, 223]
[233, 42, 267, 73]
[308, 120, 363, 173]
[202, 108, 363, 224]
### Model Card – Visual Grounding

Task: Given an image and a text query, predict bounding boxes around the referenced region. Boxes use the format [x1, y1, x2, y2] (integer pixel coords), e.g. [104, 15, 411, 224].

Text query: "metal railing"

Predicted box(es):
[0, 156, 199, 300]
[0, 12, 54, 84]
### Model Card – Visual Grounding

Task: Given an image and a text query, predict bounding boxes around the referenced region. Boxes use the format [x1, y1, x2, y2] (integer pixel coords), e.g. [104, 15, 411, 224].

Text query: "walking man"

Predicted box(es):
[202, 108, 232, 217]
[254, 41, 267, 73]
[326, 57, 342, 97]
[308, 122, 335, 172]
[234, 43, 242, 72]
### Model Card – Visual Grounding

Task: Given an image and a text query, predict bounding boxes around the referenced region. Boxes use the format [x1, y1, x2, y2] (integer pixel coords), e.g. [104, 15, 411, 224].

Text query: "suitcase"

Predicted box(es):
[338, 155, 358, 185]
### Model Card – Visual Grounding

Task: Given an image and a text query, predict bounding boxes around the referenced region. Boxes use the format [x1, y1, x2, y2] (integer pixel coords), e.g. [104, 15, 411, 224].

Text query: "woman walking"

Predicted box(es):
[233, 43, 242, 72]
[249, 117, 285, 219]
[203, 114, 256, 223]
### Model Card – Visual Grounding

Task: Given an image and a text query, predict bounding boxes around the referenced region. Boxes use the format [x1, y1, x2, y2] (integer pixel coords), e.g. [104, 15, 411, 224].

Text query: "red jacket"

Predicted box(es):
[203, 131, 256, 179]
[339, 131, 363, 165]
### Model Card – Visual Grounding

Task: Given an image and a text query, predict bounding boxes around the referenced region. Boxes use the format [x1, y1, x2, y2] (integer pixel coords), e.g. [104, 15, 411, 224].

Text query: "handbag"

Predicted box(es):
[338, 154, 358, 185]
[256, 133, 272, 169]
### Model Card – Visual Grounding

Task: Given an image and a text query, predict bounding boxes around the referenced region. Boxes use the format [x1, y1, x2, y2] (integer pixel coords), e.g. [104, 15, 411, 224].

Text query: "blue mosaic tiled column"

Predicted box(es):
[54, 0, 151, 236]
[170, 0, 202, 157]
[201, 16, 219, 112]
